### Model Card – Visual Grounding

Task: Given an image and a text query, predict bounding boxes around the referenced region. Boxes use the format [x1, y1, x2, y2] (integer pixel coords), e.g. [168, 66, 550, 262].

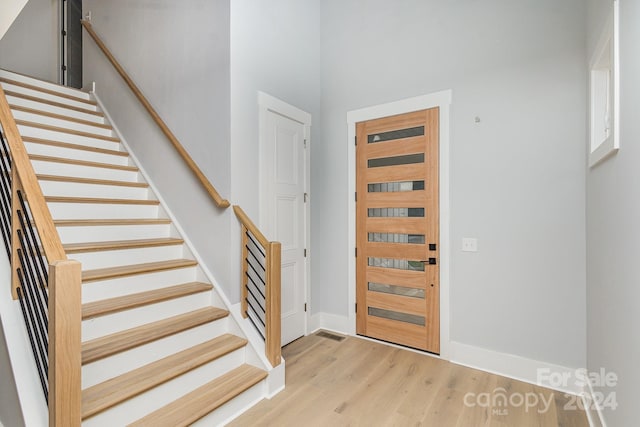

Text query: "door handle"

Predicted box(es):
[420, 258, 437, 265]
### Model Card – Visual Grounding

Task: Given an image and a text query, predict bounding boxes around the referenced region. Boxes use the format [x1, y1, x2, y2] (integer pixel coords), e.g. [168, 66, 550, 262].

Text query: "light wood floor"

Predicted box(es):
[230, 332, 589, 427]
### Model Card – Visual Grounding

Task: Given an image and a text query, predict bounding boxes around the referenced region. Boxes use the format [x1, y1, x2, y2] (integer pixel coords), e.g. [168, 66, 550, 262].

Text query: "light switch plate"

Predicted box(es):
[462, 238, 478, 252]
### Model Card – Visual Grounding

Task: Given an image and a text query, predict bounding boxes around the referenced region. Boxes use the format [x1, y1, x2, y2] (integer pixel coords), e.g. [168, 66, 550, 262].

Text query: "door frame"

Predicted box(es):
[347, 90, 452, 359]
[258, 91, 312, 339]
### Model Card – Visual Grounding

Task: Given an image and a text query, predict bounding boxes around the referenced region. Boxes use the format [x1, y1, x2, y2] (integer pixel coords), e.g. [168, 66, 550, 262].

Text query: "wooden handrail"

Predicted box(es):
[233, 205, 269, 248]
[0, 86, 66, 266]
[81, 20, 230, 209]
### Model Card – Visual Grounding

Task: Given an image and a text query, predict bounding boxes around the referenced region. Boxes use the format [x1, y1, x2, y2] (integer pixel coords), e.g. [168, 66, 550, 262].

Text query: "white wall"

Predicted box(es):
[0, 0, 28, 40]
[230, 0, 321, 301]
[0, 0, 58, 83]
[586, 0, 640, 425]
[82, 0, 234, 294]
[317, 0, 587, 368]
[0, 320, 24, 427]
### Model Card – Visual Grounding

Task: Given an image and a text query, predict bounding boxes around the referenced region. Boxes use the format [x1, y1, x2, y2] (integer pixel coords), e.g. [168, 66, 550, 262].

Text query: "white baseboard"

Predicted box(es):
[582, 380, 607, 427]
[308, 312, 351, 335]
[449, 341, 584, 395]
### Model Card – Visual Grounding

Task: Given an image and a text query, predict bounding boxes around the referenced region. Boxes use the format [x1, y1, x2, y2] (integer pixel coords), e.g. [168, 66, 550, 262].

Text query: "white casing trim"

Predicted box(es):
[91, 91, 283, 395]
[449, 340, 584, 395]
[346, 90, 452, 358]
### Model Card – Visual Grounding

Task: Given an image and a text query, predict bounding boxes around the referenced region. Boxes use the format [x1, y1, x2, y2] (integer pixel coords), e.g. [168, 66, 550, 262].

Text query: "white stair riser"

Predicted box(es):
[70, 245, 184, 270]
[81, 319, 230, 388]
[25, 142, 129, 166]
[82, 349, 246, 427]
[12, 110, 113, 137]
[82, 267, 199, 303]
[17, 126, 118, 151]
[5, 95, 105, 124]
[48, 203, 159, 220]
[0, 69, 93, 100]
[82, 292, 211, 341]
[39, 181, 149, 200]
[31, 160, 138, 181]
[57, 223, 169, 243]
[0, 82, 97, 111]
[192, 380, 265, 427]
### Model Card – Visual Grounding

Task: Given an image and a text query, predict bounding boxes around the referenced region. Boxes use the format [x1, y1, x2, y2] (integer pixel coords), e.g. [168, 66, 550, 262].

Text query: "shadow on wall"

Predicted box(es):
[0, 319, 24, 427]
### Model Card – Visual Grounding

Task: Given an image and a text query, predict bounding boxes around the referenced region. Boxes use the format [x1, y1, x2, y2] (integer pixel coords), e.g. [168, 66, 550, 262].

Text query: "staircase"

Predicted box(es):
[0, 68, 272, 426]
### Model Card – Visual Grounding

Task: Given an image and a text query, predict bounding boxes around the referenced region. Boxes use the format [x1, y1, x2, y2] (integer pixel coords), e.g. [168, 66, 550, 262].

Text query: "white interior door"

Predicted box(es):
[263, 109, 307, 346]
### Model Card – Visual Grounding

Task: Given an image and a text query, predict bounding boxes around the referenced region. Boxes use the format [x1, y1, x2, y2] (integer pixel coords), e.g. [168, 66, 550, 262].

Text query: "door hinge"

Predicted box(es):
[304, 192, 308, 203]
[355, 247, 357, 257]
[304, 303, 307, 312]
[304, 139, 307, 148]
[62, 30, 67, 37]
[304, 248, 307, 257]
[61, 65, 67, 71]
[355, 192, 357, 202]
[355, 303, 357, 313]
[355, 136, 357, 146]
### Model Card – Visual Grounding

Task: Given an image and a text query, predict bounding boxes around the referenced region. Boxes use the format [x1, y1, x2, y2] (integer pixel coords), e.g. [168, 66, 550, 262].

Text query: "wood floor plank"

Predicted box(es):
[81, 307, 229, 364]
[82, 259, 198, 283]
[38, 174, 148, 188]
[63, 237, 183, 253]
[10, 104, 111, 129]
[55, 218, 170, 227]
[15, 119, 119, 142]
[46, 196, 159, 205]
[127, 365, 267, 427]
[82, 334, 247, 419]
[24, 136, 128, 156]
[229, 333, 589, 427]
[30, 154, 137, 171]
[4, 90, 103, 116]
[0, 76, 96, 105]
[82, 282, 212, 319]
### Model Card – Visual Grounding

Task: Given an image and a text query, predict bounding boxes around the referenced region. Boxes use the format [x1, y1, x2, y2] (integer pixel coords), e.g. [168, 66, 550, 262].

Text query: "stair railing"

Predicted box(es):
[233, 206, 282, 367]
[81, 20, 230, 209]
[82, 21, 282, 367]
[0, 85, 82, 426]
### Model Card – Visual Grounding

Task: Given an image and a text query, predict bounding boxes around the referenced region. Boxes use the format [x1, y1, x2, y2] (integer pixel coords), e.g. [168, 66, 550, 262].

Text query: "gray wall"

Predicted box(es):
[0, 0, 58, 83]
[0, 320, 24, 427]
[82, 0, 233, 294]
[317, 0, 587, 368]
[586, 0, 640, 424]
[230, 0, 321, 301]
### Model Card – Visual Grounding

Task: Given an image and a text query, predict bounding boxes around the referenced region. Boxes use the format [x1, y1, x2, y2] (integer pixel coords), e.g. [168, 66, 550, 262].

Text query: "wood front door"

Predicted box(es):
[356, 108, 440, 354]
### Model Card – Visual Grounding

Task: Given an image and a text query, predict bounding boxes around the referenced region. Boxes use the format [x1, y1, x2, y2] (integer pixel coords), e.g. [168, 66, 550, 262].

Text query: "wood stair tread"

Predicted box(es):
[55, 218, 170, 226]
[38, 174, 148, 188]
[3, 89, 103, 116]
[82, 259, 198, 283]
[127, 365, 267, 427]
[46, 196, 159, 205]
[10, 104, 112, 129]
[15, 119, 119, 142]
[82, 307, 229, 365]
[29, 154, 136, 171]
[64, 237, 183, 253]
[0, 76, 96, 105]
[81, 334, 247, 419]
[82, 282, 213, 319]
[24, 136, 128, 157]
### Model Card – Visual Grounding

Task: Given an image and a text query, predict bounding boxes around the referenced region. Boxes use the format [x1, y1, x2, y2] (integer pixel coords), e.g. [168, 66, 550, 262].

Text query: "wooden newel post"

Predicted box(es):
[265, 242, 281, 367]
[48, 259, 82, 427]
